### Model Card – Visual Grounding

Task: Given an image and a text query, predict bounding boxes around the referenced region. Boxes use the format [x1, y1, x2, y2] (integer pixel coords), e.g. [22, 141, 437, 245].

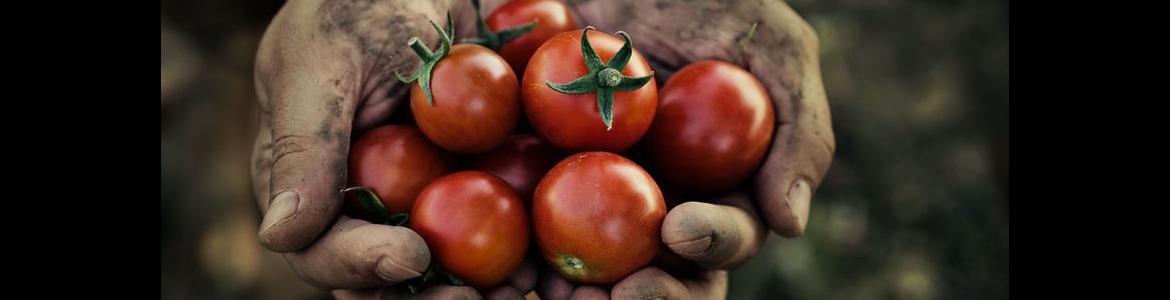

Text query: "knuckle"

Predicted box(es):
[271, 134, 316, 166]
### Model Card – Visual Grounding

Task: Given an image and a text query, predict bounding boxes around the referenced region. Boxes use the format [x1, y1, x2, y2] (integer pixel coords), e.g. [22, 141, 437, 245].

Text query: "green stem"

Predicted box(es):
[463, 0, 538, 50]
[395, 12, 456, 106]
[544, 26, 654, 130]
[407, 37, 434, 60]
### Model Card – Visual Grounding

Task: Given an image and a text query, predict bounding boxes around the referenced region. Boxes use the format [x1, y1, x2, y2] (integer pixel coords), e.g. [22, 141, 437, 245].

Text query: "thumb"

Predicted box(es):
[748, 2, 835, 238]
[256, 72, 357, 252]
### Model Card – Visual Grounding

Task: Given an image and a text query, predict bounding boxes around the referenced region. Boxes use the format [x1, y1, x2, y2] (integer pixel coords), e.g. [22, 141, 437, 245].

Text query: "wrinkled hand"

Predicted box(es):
[535, 0, 835, 298]
[251, 0, 535, 298]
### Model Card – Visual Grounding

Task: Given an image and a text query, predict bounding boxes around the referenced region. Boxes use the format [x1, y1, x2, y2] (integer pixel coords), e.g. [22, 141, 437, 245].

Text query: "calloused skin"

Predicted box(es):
[251, 0, 834, 299]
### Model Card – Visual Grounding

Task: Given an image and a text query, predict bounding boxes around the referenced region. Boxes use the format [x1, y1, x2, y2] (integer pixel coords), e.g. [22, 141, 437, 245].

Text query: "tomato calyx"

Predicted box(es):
[342, 187, 409, 226]
[554, 254, 589, 281]
[396, 12, 455, 106]
[462, 0, 537, 51]
[406, 261, 465, 295]
[545, 26, 655, 130]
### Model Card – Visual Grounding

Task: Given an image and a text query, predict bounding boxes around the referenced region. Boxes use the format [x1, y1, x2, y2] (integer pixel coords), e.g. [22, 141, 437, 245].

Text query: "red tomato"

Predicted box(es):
[522, 29, 657, 153]
[411, 44, 520, 154]
[470, 134, 564, 201]
[410, 171, 530, 289]
[486, 0, 579, 74]
[644, 60, 775, 194]
[345, 125, 454, 215]
[533, 152, 666, 284]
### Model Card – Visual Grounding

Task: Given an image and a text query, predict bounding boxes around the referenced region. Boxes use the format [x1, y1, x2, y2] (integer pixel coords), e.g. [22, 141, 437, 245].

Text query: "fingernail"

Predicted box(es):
[668, 235, 714, 258]
[259, 190, 300, 236]
[377, 257, 423, 283]
[787, 180, 812, 233]
[662, 203, 717, 258]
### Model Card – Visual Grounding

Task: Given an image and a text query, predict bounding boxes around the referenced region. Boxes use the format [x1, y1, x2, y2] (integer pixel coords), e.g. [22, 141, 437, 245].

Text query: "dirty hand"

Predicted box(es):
[535, 0, 835, 298]
[251, 0, 535, 298]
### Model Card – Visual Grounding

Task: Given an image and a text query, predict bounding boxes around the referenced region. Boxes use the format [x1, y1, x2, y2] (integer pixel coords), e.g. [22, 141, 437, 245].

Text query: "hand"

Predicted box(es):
[534, 0, 835, 298]
[250, 0, 535, 298]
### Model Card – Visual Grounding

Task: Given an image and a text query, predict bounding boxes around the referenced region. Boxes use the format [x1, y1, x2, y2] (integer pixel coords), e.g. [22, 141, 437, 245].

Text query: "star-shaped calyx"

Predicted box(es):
[395, 12, 456, 106]
[461, 0, 538, 50]
[545, 26, 654, 130]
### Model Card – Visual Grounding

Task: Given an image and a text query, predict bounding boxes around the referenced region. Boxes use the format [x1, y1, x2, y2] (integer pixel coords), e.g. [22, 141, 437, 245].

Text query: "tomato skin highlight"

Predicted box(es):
[522, 29, 658, 153]
[532, 152, 666, 285]
[470, 134, 564, 201]
[644, 60, 776, 194]
[411, 44, 520, 154]
[345, 125, 454, 216]
[410, 171, 530, 289]
[486, 0, 579, 75]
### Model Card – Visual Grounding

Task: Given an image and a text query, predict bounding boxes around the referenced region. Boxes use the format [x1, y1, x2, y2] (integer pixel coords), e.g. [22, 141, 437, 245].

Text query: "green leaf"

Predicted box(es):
[420, 62, 435, 106]
[545, 76, 599, 94]
[614, 72, 655, 92]
[404, 260, 463, 295]
[607, 31, 634, 71]
[462, 36, 488, 46]
[445, 11, 455, 45]
[342, 187, 395, 224]
[429, 20, 450, 49]
[498, 20, 537, 44]
[387, 213, 410, 227]
[394, 69, 419, 83]
[470, 0, 495, 48]
[579, 26, 604, 71]
[596, 87, 615, 130]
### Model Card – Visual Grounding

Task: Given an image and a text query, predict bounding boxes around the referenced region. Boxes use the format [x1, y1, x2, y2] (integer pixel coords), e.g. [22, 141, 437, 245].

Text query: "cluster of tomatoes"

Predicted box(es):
[343, 0, 776, 292]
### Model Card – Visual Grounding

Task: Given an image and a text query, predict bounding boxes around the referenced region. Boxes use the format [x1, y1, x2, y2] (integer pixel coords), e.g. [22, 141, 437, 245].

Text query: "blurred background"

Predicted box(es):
[160, 0, 1007, 299]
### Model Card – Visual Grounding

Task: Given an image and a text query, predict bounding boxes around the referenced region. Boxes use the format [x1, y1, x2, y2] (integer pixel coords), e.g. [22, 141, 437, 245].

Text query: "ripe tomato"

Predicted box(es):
[410, 171, 530, 289]
[522, 29, 657, 153]
[469, 134, 564, 201]
[644, 60, 775, 194]
[486, 0, 579, 74]
[411, 43, 520, 154]
[345, 125, 454, 216]
[533, 152, 666, 284]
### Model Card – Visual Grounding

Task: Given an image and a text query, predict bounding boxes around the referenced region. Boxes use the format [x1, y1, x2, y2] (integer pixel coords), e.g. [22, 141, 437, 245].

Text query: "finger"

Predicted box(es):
[508, 256, 540, 293]
[610, 267, 688, 300]
[569, 286, 609, 300]
[333, 289, 381, 300]
[677, 270, 728, 300]
[661, 193, 767, 269]
[257, 74, 357, 252]
[252, 113, 274, 212]
[383, 285, 483, 300]
[747, 1, 835, 238]
[537, 265, 577, 300]
[284, 216, 430, 290]
[486, 257, 538, 300]
[486, 286, 525, 300]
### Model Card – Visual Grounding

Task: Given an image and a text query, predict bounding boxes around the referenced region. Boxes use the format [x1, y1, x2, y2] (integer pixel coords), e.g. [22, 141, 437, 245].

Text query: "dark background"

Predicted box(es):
[160, 0, 1008, 299]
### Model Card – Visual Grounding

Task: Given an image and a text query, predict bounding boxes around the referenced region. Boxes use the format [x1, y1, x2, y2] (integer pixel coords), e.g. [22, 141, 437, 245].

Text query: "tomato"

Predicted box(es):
[410, 43, 520, 154]
[522, 29, 658, 153]
[469, 134, 564, 201]
[486, 0, 579, 74]
[533, 152, 666, 284]
[410, 171, 529, 289]
[643, 60, 775, 194]
[345, 125, 454, 216]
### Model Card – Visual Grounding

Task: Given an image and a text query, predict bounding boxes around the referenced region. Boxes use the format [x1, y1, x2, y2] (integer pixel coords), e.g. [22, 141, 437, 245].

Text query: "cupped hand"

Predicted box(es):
[533, 0, 835, 298]
[251, 0, 535, 298]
